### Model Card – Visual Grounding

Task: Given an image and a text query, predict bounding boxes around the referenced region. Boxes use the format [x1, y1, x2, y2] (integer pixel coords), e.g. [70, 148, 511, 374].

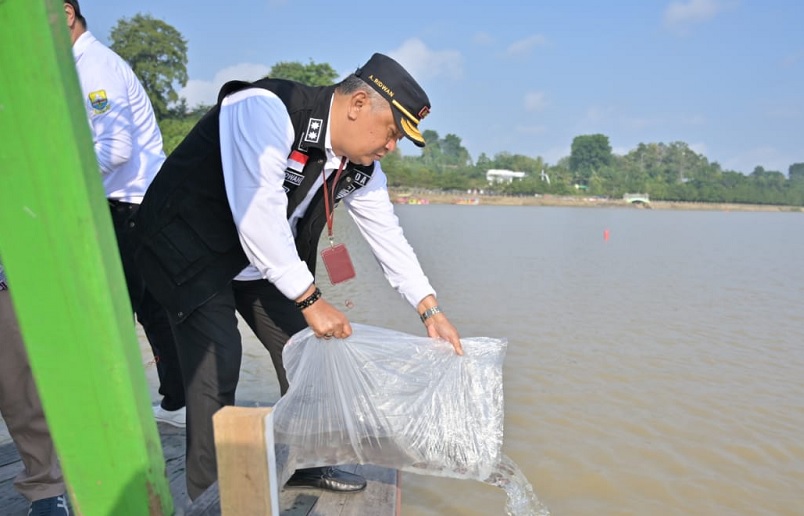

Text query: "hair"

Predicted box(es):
[336, 74, 388, 112]
[64, 0, 87, 28]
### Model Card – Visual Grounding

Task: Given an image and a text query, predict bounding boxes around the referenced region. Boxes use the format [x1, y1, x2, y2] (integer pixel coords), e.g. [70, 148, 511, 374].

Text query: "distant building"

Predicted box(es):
[486, 169, 526, 184]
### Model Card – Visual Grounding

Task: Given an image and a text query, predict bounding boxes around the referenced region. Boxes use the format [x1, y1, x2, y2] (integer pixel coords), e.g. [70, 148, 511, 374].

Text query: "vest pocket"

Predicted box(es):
[146, 216, 212, 286]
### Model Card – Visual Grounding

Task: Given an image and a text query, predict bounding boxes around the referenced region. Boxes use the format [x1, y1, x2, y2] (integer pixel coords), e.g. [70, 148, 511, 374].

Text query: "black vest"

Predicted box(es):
[132, 79, 374, 321]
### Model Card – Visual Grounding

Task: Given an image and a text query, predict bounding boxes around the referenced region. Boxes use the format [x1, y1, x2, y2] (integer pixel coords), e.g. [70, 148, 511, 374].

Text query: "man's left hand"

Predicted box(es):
[425, 313, 463, 355]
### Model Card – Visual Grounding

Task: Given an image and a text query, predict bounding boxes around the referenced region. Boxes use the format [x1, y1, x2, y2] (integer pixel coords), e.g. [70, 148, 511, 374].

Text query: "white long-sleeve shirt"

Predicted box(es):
[219, 88, 435, 308]
[72, 31, 165, 203]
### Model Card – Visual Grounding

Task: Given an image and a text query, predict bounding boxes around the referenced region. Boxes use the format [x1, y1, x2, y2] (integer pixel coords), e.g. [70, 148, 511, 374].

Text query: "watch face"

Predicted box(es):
[421, 306, 441, 322]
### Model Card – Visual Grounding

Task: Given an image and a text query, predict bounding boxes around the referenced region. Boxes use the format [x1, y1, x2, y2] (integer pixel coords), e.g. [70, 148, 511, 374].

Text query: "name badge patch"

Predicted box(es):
[283, 150, 308, 192]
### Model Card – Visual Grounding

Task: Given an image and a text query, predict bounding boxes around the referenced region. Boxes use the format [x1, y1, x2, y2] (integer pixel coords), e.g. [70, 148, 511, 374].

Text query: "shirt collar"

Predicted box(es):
[72, 31, 96, 63]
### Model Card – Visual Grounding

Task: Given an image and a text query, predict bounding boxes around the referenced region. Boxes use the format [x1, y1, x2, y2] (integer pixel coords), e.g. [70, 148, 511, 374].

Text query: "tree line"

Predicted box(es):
[109, 15, 804, 207]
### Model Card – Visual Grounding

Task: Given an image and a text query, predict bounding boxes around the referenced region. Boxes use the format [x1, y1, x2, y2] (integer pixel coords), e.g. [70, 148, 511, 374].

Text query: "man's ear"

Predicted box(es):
[64, 3, 76, 27]
[347, 90, 369, 121]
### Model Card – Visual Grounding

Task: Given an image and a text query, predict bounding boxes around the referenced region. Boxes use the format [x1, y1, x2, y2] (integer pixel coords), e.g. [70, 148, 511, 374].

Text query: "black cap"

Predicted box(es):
[355, 53, 431, 148]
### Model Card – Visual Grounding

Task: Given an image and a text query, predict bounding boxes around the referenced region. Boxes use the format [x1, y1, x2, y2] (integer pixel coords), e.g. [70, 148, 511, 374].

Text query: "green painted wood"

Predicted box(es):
[0, 1, 172, 514]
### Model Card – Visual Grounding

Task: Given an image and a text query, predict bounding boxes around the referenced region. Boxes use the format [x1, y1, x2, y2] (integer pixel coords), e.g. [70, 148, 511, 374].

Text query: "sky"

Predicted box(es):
[78, 0, 803, 175]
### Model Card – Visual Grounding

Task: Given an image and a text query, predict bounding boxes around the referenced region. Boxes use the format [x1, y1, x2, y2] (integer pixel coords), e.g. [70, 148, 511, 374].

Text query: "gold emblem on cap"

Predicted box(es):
[392, 99, 421, 124]
[400, 118, 424, 144]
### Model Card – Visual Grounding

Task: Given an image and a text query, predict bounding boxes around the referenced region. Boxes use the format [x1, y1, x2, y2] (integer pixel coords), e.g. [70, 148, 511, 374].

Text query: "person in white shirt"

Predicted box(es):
[132, 52, 464, 500]
[64, 0, 185, 427]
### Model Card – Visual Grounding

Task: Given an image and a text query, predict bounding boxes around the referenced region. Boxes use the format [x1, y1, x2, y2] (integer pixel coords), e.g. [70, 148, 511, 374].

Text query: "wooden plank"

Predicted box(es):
[0, 0, 172, 514]
[158, 423, 192, 512]
[185, 466, 401, 516]
[304, 464, 399, 516]
[0, 444, 19, 469]
[184, 481, 222, 516]
[185, 464, 399, 516]
[278, 492, 319, 516]
[0, 476, 28, 516]
[0, 443, 31, 515]
[2, 411, 399, 516]
[213, 406, 275, 515]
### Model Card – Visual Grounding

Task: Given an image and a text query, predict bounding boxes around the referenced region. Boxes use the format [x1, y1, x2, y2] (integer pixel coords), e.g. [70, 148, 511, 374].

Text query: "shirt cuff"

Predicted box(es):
[401, 280, 436, 310]
[270, 262, 316, 301]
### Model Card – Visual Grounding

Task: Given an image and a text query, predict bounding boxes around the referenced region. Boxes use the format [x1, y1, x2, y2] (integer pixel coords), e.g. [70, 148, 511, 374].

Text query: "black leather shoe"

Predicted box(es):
[285, 466, 367, 492]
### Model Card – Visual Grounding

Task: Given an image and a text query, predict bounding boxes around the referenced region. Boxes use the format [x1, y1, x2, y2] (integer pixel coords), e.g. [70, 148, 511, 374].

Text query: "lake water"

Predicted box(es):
[3, 204, 803, 515]
[310, 205, 804, 516]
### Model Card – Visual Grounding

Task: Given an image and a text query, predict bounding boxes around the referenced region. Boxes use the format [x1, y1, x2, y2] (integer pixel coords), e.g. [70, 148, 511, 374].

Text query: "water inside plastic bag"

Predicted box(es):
[272, 323, 551, 515]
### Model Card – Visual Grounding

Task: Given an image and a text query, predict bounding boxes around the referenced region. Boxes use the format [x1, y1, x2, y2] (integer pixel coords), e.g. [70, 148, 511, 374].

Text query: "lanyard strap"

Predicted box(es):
[322, 157, 348, 240]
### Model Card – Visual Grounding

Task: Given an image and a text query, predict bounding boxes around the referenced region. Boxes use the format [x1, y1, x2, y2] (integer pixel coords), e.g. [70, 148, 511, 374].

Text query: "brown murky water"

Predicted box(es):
[245, 206, 803, 515]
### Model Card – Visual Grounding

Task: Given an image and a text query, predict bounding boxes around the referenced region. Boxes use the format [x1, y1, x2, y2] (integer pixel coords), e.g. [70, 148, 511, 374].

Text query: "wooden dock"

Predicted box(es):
[0, 421, 399, 515]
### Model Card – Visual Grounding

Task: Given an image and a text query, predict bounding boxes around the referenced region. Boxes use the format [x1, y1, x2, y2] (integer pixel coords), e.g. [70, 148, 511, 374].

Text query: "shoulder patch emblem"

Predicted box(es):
[304, 118, 323, 144]
[88, 90, 110, 114]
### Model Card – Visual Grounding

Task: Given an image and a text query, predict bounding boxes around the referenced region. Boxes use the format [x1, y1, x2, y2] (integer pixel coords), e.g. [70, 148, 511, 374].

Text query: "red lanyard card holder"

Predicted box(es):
[320, 243, 356, 285]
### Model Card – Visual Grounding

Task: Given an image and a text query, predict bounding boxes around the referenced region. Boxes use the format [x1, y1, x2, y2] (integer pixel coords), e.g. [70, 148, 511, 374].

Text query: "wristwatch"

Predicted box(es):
[419, 305, 442, 323]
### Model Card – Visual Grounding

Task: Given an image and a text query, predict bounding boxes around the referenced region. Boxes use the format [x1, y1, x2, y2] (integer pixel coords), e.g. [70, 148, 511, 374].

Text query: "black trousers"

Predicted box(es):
[169, 278, 305, 500]
[109, 201, 185, 410]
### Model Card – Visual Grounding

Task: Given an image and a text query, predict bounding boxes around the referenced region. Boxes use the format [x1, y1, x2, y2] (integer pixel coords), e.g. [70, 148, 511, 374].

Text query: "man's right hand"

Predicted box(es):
[297, 286, 352, 340]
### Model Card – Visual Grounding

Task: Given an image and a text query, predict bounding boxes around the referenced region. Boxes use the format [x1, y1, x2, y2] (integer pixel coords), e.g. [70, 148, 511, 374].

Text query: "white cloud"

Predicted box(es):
[682, 114, 707, 125]
[622, 116, 660, 130]
[782, 50, 804, 68]
[583, 106, 616, 124]
[473, 32, 494, 45]
[179, 63, 271, 108]
[515, 124, 547, 135]
[542, 145, 571, 165]
[506, 35, 548, 57]
[180, 42, 462, 108]
[765, 105, 801, 120]
[387, 39, 463, 81]
[524, 91, 547, 112]
[723, 145, 789, 174]
[689, 142, 708, 156]
[663, 0, 731, 28]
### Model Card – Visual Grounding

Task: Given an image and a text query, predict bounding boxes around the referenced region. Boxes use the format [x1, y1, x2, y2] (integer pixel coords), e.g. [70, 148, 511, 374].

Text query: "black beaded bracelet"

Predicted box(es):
[295, 287, 322, 310]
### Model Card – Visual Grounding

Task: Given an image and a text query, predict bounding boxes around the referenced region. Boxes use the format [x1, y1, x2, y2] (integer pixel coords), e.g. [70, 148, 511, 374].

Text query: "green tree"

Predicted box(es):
[159, 115, 204, 155]
[439, 134, 472, 166]
[110, 14, 188, 121]
[789, 163, 804, 182]
[490, 152, 543, 174]
[268, 60, 339, 86]
[569, 134, 612, 180]
[416, 131, 472, 172]
[476, 152, 492, 170]
[419, 129, 442, 168]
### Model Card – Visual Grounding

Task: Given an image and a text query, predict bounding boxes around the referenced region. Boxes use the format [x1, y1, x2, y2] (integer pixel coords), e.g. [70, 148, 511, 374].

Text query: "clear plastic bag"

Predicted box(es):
[271, 323, 507, 486]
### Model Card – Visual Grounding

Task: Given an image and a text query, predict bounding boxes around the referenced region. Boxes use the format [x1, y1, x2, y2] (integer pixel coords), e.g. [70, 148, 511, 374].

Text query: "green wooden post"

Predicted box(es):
[0, 0, 173, 514]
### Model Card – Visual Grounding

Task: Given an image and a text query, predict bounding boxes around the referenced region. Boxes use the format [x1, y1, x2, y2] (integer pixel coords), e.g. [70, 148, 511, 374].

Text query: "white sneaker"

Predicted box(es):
[153, 404, 186, 428]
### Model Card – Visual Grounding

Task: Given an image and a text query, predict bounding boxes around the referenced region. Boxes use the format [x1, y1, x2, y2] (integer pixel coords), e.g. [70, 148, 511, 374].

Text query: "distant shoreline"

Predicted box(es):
[389, 191, 803, 213]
